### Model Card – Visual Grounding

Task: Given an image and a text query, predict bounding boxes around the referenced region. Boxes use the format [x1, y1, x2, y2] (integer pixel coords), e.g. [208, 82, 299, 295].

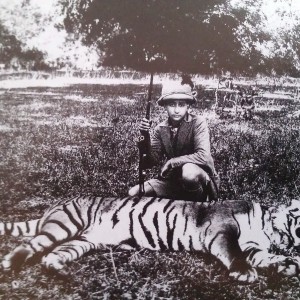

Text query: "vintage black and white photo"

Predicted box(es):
[1, 0, 300, 299]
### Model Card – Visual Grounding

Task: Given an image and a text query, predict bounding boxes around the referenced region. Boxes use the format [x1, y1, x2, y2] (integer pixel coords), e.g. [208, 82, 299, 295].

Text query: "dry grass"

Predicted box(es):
[0, 82, 300, 299]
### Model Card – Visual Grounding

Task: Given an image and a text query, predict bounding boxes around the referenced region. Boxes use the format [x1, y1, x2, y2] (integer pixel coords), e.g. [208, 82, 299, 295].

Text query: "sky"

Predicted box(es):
[260, 0, 300, 31]
[231, 0, 300, 31]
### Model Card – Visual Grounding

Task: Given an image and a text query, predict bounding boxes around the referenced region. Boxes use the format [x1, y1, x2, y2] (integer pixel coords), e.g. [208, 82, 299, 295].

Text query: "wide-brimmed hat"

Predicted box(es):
[157, 81, 197, 106]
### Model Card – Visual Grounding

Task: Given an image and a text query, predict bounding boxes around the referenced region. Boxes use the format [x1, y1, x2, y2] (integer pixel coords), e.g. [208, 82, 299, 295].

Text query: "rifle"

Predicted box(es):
[137, 73, 154, 197]
[215, 78, 220, 110]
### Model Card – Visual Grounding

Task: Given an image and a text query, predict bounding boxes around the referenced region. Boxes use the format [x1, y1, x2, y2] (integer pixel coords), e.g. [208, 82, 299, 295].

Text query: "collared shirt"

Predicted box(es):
[168, 118, 181, 153]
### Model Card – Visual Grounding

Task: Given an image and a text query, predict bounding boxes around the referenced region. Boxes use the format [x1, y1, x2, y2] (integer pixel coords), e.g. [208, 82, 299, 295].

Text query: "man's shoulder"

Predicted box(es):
[188, 114, 206, 124]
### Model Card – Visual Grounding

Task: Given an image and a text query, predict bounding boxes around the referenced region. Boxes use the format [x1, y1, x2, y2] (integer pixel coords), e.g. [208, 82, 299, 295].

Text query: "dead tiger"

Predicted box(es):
[1, 196, 300, 283]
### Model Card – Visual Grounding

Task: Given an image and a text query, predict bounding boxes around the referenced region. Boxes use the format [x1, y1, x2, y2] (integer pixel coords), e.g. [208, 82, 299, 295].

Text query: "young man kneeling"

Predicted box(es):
[129, 79, 219, 202]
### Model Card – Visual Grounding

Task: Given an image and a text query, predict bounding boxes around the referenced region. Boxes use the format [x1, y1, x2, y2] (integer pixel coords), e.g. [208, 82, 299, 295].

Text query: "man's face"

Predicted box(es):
[165, 100, 189, 124]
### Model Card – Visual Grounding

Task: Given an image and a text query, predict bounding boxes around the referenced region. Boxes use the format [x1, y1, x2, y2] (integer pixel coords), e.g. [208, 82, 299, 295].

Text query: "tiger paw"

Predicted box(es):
[278, 257, 300, 277]
[229, 258, 258, 283]
[41, 253, 66, 271]
[1, 256, 12, 273]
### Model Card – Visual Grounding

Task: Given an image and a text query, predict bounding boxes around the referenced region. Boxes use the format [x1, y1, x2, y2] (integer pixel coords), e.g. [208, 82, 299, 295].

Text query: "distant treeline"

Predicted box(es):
[1, 70, 300, 90]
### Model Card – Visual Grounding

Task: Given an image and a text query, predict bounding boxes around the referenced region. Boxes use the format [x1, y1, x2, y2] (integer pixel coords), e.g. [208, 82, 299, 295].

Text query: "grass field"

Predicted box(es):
[0, 80, 300, 299]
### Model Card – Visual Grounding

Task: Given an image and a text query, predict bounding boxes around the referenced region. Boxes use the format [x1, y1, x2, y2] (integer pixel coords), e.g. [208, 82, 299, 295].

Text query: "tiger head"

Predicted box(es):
[271, 199, 300, 250]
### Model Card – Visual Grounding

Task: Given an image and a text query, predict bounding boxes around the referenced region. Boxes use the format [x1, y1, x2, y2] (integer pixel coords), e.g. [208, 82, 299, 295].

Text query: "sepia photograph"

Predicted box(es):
[0, 0, 300, 299]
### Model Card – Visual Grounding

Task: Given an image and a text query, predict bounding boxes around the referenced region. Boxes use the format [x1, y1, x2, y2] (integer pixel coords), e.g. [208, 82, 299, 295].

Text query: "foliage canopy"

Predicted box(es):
[62, 0, 265, 74]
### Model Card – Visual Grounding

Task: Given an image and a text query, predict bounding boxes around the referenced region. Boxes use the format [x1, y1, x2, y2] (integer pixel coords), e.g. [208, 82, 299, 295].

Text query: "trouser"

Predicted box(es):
[180, 163, 219, 202]
[147, 163, 219, 202]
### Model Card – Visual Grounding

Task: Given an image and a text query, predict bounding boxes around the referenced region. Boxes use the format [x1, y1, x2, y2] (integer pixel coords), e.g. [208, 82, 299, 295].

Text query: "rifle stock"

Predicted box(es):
[138, 73, 154, 197]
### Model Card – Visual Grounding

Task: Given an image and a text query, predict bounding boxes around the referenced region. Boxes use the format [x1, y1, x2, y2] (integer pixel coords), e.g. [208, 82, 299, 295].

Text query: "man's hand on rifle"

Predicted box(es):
[139, 118, 152, 132]
[160, 159, 174, 178]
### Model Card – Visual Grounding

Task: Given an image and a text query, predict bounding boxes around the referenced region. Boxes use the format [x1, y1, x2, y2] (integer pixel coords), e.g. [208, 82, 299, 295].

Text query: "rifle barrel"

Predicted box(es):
[145, 73, 154, 120]
[138, 73, 154, 197]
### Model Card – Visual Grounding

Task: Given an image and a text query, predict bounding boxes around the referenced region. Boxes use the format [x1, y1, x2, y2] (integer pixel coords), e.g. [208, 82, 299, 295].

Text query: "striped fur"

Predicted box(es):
[1, 196, 300, 282]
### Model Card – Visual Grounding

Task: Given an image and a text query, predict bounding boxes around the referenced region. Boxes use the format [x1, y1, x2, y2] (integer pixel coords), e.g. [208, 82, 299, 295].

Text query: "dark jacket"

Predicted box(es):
[149, 113, 217, 178]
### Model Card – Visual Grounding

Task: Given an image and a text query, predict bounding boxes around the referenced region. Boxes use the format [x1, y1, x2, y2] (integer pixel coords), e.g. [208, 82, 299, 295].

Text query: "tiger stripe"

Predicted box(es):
[63, 204, 83, 231]
[153, 211, 167, 250]
[72, 199, 85, 227]
[92, 197, 105, 224]
[111, 196, 131, 228]
[45, 220, 73, 238]
[84, 196, 97, 230]
[231, 212, 241, 238]
[141, 197, 157, 216]
[189, 235, 194, 251]
[138, 213, 156, 248]
[38, 232, 58, 244]
[163, 199, 174, 213]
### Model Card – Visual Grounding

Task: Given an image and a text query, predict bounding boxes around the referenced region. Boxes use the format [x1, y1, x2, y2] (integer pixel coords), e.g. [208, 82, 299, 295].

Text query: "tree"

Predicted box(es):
[20, 48, 50, 71]
[0, 22, 22, 64]
[0, 0, 98, 70]
[258, 21, 300, 77]
[0, 20, 48, 70]
[61, 0, 266, 74]
[253, 0, 300, 76]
